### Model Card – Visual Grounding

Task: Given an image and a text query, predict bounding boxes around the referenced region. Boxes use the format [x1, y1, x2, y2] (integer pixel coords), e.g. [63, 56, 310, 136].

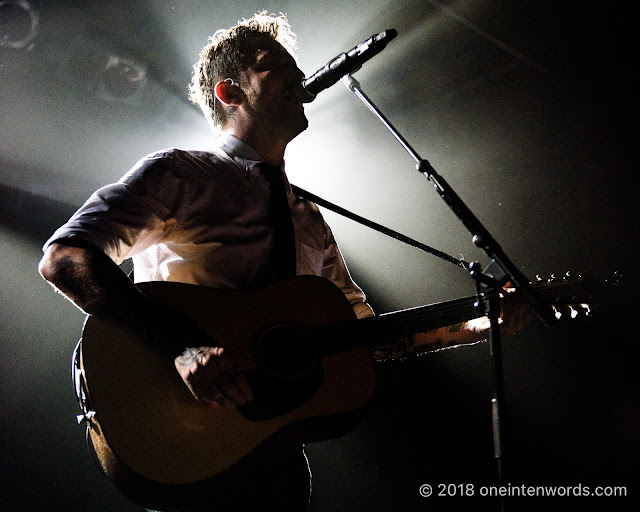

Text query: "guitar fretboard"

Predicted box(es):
[315, 275, 597, 356]
[316, 294, 482, 356]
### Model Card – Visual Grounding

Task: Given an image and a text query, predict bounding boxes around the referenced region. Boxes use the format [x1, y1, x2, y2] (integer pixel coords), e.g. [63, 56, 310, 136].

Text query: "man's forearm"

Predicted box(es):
[40, 242, 251, 404]
[371, 320, 489, 361]
[372, 297, 531, 361]
[38, 242, 155, 327]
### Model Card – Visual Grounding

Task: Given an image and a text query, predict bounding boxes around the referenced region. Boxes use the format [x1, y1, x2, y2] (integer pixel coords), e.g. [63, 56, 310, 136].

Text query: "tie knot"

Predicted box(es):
[259, 163, 284, 185]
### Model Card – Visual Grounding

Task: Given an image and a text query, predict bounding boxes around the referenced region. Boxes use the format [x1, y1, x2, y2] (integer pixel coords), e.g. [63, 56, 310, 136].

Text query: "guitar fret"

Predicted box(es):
[316, 296, 482, 356]
[377, 297, 480, 333]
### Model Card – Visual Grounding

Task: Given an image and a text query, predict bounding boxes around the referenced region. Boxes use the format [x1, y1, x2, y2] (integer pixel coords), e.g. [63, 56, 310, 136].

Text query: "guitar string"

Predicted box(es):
[232, 279, 586, 359]
[317, 279, 586, 351]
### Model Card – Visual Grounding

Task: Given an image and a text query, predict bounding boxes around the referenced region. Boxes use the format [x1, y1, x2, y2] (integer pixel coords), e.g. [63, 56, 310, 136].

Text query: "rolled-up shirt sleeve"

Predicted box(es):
[43, 142, 374, 318]
[42, 154, 183, 265]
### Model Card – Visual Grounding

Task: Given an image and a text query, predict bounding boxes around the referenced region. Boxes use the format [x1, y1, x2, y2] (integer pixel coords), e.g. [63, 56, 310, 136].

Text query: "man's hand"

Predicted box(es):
[499, 285, 533, 335]
[139, 302, 255, 408]
[39, 243, 256, 408]
[466, 285, 533, 336]
[174, 346, 254, 408]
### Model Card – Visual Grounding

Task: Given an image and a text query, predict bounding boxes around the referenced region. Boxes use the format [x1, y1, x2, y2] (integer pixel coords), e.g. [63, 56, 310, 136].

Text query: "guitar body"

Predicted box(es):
[78, 276, 375, 509]
[76, 270, 600, 509]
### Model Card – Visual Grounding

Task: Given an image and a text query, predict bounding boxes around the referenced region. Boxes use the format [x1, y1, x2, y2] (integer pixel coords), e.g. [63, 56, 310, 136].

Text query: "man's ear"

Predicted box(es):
[214, 79, 243, 106]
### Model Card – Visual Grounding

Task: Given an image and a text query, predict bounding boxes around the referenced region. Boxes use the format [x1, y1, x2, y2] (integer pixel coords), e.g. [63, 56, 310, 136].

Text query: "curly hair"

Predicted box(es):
[189, 12, 298, 132]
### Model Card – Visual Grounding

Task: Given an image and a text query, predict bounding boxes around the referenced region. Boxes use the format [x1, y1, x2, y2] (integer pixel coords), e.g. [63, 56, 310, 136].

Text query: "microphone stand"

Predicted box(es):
[341, 74, 557, 507]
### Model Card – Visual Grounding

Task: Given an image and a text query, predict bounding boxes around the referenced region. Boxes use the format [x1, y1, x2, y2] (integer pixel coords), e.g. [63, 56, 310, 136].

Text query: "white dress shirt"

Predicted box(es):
[45, 134, 372, 318]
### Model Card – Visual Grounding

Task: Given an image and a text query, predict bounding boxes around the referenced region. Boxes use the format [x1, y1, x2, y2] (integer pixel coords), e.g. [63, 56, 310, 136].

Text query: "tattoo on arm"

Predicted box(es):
[372, 334, 418, 361]
[447, 322, 463, 333]
[44, 245, 156, 328]
[371, 322, 470, 360]
[175, 347, 207, 367]
[51, 255, 105, 313]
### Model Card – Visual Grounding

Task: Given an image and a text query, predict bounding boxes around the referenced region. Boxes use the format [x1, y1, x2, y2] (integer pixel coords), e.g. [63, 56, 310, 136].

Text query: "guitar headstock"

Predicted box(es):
[533, 271, 621, 321]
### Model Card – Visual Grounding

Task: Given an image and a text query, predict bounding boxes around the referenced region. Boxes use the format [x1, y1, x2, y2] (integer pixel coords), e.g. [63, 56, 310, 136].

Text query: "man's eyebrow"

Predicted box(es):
[255, 47, 292, 64]
[252, 49, 276, 65]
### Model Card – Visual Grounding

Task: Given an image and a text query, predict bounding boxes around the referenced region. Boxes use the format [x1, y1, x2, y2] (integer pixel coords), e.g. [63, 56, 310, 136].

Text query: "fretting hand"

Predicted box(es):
[466, 284, 532, 336]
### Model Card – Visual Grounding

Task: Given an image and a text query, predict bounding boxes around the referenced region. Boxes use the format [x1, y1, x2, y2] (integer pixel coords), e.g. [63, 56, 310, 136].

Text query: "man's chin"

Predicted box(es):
[288, 116, 309, 140]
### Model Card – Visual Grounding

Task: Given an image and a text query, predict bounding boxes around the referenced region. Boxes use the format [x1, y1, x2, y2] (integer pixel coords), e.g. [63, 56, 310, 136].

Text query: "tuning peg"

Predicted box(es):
[608, 271, 623, 285]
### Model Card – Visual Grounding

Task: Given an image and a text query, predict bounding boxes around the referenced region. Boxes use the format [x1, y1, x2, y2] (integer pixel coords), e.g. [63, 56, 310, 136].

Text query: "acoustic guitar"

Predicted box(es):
[73, 274, 596, 509]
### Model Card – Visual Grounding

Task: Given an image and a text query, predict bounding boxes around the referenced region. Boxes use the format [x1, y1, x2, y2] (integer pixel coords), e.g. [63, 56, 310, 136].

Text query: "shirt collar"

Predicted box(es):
[214, 133, 261, 171]
[213, 133, 292, 194]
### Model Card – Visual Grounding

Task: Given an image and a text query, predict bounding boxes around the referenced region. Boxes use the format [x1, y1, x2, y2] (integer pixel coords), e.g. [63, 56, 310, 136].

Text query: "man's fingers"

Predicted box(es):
[187, 374, 226, 407]
[234, 372, 254, 403]
[203, 348, 253, 405]
[177, 346, 254, 407]
[215, 371, 250, 406]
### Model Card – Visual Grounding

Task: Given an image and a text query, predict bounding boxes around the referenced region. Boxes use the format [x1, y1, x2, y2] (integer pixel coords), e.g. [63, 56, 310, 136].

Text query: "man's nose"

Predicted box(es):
[293, 65, 305, 81]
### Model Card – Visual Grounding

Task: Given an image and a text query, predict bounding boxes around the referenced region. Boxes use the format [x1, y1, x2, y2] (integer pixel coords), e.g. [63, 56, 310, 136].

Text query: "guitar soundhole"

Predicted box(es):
[258, 325, 317, 380]
[238, 324, 323, 421]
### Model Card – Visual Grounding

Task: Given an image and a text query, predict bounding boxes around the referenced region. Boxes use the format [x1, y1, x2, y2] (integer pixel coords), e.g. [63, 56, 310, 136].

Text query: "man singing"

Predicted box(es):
[39, 12, 522, 511]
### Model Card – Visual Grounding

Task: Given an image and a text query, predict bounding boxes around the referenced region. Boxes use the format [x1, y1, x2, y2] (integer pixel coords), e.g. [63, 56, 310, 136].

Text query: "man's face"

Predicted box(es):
[240, 40, 308, 141]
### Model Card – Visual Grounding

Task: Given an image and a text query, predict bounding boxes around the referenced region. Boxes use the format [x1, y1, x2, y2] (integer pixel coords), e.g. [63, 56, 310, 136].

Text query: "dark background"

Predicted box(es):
[1, 1, 637, 510]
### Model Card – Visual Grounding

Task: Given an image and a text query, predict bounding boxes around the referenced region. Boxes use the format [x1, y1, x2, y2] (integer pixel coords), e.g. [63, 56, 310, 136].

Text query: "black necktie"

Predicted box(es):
[259, 163, 296, 281]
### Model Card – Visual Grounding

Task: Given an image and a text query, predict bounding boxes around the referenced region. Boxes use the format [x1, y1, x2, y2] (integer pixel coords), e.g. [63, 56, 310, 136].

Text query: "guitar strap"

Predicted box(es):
[291, 184, 468, 270]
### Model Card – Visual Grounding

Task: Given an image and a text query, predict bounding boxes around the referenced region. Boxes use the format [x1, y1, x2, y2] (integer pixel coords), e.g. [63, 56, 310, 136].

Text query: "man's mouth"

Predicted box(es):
[289, 81, 308, 106]
[285, 93, 304, 109]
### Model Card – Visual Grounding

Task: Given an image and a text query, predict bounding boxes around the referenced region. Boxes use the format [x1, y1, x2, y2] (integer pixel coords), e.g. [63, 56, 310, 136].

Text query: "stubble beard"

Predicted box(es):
[245, 89, 308, 143]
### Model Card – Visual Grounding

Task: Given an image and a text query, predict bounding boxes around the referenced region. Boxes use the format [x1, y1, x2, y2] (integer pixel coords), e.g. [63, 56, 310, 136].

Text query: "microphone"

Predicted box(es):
[296, 29, 397, 103]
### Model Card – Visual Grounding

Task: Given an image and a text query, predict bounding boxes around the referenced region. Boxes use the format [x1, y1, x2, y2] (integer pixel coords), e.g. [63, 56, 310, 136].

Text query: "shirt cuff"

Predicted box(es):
[352, 301, 375, 319]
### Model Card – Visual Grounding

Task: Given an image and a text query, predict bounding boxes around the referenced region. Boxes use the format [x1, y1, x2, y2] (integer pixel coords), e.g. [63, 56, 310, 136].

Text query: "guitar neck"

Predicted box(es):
[379, 295, 480, 334]
[317, 273, 603, 357]
[318, 294, 481, 356]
